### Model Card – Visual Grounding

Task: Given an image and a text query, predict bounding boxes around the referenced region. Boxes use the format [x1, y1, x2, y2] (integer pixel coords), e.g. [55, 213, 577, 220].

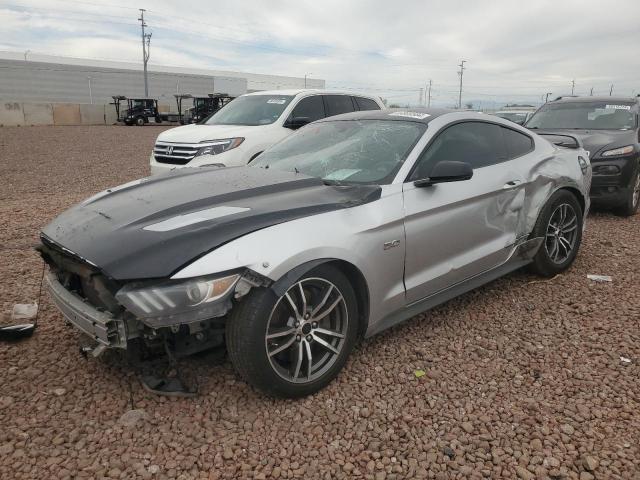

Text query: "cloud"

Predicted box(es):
[1, 0, 639, 105]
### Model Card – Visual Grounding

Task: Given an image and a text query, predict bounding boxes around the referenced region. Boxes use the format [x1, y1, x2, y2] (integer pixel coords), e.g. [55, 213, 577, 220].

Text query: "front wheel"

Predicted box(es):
[529, 190, 583, 277]
[615, 166, 640, 217]
[135, 116, 145, 126]
[226, 265, 359, 397]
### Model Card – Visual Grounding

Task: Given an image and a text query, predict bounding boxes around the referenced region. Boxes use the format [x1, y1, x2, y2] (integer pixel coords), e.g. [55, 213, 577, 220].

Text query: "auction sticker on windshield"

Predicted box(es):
[605, 105, 631, 110]
[267, 99, 287, 104]
[388, 111, 431, 120]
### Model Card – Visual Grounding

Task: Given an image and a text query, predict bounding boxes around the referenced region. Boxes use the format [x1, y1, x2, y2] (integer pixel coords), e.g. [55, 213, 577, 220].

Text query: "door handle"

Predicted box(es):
[503, 180, 522, 189]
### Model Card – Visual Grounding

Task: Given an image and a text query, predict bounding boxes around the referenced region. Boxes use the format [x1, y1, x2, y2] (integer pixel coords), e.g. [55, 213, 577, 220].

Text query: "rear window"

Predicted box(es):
[354, 97, 381, 111]
[324, 95, 356, 117]
[501, 127, 534, 158]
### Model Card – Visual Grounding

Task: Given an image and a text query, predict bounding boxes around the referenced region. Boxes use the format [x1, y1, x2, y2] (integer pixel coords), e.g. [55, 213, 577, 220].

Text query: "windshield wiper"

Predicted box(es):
[322, 179, 346, 186]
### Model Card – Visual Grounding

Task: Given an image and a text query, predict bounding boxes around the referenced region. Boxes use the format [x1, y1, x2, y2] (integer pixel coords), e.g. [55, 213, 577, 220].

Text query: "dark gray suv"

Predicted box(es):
[527, 96, 640, 216]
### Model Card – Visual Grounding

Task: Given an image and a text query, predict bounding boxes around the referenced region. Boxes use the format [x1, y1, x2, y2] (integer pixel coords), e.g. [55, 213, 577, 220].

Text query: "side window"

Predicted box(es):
[501, 126, 534, 159]
[354, 96, 381, 111]
[289, 95, 325, 123]
[410, 122, 507, 180]
[324, 95, 356, 117]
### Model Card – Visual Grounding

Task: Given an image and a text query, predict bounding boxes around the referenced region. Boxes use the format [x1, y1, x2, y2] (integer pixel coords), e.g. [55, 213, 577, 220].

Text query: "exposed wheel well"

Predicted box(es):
[324, 260, 370, 338]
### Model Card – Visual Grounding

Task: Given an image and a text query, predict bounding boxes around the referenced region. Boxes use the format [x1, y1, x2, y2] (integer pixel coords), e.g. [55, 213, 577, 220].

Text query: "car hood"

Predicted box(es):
[41, 167, 381, 280]
[531, 128, 636, 158]
[157, 123, 266, 143]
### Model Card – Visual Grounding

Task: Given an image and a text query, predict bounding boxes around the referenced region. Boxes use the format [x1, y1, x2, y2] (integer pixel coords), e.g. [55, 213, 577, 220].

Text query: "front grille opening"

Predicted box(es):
[154, 142, 200, 165]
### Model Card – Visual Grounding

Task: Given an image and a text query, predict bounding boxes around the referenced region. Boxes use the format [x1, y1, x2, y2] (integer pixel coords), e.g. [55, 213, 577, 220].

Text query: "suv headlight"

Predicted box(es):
[115, 273, 240, 327]
[194, 138, 244, 157]
[601, 145, 634, 157]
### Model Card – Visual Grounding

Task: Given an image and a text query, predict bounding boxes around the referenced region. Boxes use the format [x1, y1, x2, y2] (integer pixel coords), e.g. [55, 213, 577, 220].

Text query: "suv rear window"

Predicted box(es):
[324, 95, 356, 117]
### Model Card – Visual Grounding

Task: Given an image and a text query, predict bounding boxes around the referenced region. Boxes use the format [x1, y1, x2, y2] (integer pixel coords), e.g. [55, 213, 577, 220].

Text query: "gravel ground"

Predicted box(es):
[0, 125, 639, 480]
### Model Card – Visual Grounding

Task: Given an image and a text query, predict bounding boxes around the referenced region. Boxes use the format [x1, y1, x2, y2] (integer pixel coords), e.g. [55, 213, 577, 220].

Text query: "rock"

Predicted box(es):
[223, 447, 234, 460]
[560, 424, 574, 435]
[118, 409, 148, 428]
[443, 446, 455, 459]
[515, 466, 535, 480]
[0, 443, 14, 455]
[53, 388, 66, 396]
[545, 457, 560, 468]
[579, 472, 594, 480]
[461, 422, 474, 433]
[148, 465, 160, 474]
[581, 455, 598, 472]
[530, 438, 543, 451]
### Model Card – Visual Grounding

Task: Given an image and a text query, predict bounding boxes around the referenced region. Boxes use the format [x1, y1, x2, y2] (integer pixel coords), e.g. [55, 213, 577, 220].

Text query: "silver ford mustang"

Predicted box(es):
[39, 108, 591, 397]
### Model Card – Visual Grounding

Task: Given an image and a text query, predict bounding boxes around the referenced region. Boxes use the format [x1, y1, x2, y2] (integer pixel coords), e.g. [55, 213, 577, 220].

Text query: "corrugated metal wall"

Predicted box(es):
[0, 59, 249, 105]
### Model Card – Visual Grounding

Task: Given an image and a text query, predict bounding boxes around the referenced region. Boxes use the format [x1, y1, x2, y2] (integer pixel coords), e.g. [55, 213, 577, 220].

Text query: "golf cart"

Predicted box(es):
[175, 93, 234, 124]
[111, 95, 162, 126]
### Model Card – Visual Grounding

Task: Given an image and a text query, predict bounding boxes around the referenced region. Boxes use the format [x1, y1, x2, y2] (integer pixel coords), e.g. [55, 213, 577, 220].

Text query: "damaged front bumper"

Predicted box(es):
[46, 271, 129, 349]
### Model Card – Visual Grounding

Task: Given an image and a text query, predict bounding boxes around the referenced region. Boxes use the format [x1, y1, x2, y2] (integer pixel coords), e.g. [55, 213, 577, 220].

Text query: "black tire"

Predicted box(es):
[135, 116, 145, 126]
[614, 164, 640, 217]
[529, 190, 583, 277]
[226, 264, 359, 398]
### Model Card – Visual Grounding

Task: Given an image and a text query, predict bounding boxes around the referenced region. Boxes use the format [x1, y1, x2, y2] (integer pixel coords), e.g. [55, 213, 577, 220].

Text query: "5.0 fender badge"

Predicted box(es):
[383, 240, 401, 250]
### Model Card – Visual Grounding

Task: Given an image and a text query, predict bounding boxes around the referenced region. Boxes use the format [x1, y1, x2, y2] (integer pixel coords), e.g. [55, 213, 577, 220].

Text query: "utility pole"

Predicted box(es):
[304, 73, 312, 88]
[23, 49, 30, 61]
[138, 9, 152, 97]
[545, 92, 552, 103]
[87, 76, 93, 104]
[457, 60, 466, 109]
[427, 79, 432, 107]
[609, 84, 614, 96]
[590, 87, 594, 96]
[419, 88, 423, 106]
[571, 79, 575, 95]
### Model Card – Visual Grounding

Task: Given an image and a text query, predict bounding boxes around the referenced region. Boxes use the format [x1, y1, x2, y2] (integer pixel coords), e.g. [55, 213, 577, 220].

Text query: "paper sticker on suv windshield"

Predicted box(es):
[605, 104, 631, 110]
[267, 99, 287, 104]
[388, 111, 430, 119]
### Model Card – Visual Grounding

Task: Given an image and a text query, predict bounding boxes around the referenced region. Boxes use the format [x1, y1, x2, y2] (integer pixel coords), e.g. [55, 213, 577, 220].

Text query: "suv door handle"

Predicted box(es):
[503, 180, 522, 189]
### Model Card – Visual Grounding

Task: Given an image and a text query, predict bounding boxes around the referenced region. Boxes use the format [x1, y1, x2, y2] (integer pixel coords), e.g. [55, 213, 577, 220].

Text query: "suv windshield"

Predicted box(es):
[251, 120, 426, 184]
[527, 102, 636, 130]
[205, 95, 294, 126]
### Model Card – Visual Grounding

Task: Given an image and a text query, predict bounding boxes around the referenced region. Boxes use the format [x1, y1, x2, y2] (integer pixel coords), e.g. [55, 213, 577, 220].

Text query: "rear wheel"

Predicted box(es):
[615, 165, 640, 217]
[529, 190, 583, 277]
[226, 265, 359, 397]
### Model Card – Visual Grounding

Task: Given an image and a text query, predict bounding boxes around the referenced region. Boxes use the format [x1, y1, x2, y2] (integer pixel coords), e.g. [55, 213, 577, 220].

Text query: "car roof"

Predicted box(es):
[316, 107, 456, 124]
[244, 89, 380, 99]
[550, 96, 639, 104]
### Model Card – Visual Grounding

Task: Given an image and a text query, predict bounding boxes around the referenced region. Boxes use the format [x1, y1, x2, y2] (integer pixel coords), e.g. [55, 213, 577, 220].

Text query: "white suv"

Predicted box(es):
[150, 89, 385, 175]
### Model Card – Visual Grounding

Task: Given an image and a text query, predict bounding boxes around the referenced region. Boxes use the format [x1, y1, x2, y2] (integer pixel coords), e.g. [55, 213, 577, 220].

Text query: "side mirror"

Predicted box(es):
[414, 161, 473, 187]
[284, 116, 311, 130]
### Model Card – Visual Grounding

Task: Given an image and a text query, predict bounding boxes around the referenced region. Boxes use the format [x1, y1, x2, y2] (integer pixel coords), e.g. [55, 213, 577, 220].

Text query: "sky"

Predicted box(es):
[1, 0, 639, 107]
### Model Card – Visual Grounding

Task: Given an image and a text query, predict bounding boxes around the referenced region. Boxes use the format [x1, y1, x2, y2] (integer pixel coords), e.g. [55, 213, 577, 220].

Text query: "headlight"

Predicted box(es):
[115, 273, 240, 327]
[601, 145, 634, 157]
[194, 138, 244, 157]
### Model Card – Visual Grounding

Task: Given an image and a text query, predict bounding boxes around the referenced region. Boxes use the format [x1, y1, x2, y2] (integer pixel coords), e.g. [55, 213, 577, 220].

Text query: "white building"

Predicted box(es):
[0, 52, 325, 106]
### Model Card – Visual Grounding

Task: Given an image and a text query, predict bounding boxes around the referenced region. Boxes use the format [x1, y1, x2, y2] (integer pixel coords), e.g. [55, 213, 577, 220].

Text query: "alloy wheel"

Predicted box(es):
[632, 171, 640, 208]
[545, 203, 579, 264]
[265, 278, 349, 384]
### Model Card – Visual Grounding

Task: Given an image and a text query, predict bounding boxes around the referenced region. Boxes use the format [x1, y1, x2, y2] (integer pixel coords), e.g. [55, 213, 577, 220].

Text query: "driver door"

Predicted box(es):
[402, 121, 526, 304]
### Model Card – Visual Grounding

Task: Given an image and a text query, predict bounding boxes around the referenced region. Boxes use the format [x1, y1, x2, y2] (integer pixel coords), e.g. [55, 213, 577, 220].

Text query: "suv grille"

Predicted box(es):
[153, 141, 201, 165]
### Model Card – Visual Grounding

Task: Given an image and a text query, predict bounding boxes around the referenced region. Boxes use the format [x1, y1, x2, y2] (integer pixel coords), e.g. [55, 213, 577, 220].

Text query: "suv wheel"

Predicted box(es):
[135, 116, 145, 126]
[615, 165, 640, 217]
[529, 190, 583, 277]
[226, 265, 359, 397]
